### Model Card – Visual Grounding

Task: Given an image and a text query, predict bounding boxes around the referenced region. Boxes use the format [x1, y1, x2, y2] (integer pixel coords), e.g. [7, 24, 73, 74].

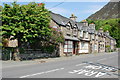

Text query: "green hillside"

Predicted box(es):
[87, 18, 120, 48]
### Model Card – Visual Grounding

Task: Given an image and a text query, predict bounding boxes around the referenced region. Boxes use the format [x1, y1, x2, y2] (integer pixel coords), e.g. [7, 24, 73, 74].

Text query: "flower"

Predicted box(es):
[38, 3, 43, 6]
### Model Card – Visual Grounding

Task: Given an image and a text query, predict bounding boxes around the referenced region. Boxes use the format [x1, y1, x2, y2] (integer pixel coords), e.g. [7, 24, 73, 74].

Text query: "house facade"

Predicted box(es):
[50, 12, 116, 56]
[104, 30, 116, 52]
[98, 28, 106, 53]
[79, 21, 90, 54]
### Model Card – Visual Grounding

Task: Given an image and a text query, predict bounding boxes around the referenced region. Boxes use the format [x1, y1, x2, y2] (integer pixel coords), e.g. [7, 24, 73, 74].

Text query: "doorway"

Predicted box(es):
[73, 41, 78, 54]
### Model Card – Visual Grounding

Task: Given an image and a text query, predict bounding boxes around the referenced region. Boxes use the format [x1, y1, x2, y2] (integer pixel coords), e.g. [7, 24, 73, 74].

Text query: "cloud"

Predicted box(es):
[82, 5, 104, 14]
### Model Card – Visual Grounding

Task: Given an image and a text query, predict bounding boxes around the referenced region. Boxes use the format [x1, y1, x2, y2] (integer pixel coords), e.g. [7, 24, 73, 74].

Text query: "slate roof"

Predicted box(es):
[95, 31, 98, 35]
[77, 22, 84, 30]
[50, 12, 83, 29]
[104, 32, 116, 40]
[82, 26, 88, 32]
[50, 12, 69, 26]
[50, 12, 116, 41]
[87, 29, 95, 34]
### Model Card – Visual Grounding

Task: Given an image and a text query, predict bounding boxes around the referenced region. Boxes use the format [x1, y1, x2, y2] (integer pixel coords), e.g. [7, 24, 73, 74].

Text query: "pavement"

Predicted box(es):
[2, 52, 113, 68]
[1, 52, 119, 78]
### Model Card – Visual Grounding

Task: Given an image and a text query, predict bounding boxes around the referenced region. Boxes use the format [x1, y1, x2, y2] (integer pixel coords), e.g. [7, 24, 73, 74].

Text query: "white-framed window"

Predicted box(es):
[96, 35, 98, 40]
[92, 34, 94, 39]
[64, 40, 73, 53]
[81, 42, 88, 50]
[74, 25, 77, 28]
[73, 28, 77, 35]
[85, 32, 88, 38]
[85, 43, 88, 50]
[80, 30, 83, 37]
[66, 23, 71, 29]
[52, 26, 57, 28]
[95, 44, 97, 50]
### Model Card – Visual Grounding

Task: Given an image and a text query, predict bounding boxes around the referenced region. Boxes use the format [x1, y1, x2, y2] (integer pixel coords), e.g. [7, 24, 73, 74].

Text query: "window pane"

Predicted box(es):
[70, 45, 73, 48]
[68, 45, 70, 48]
[80, 31, 83, 37]
[64, 49, 67, 52]
[68, 49, 72, 52]
[65, 41, 68, 44]
[64, 45, 67, 48]
[67, 41, 70, 44]
[70, 49, 73, 52]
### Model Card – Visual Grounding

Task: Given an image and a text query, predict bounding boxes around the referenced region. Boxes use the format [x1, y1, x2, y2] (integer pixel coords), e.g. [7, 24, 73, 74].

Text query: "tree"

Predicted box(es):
[87, 18, 120, 48]
[102, 24, 111, 31]
[0, 6, 2, 47]
[2, 2, 64, 60]
[2, 2, 51, 47]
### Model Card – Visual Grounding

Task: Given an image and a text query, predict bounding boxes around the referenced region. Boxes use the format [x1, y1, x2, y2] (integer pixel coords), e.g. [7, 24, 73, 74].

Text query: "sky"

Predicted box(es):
[1, 1, 109, 21]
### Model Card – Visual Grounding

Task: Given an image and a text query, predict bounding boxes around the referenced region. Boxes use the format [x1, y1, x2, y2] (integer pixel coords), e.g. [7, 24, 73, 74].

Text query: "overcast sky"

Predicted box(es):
[1, 1, 109, 21]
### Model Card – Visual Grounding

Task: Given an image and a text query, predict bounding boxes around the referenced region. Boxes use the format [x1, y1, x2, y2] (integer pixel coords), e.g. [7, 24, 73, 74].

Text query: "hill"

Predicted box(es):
[87, 2, 119, 20]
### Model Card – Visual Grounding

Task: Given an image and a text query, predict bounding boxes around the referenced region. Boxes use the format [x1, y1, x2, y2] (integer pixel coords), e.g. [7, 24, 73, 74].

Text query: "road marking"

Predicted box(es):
[76, 63, 86, 66]
[97, 58, 107, 61]
[69, 69, 107, 77]
[19, 68, 64, 78]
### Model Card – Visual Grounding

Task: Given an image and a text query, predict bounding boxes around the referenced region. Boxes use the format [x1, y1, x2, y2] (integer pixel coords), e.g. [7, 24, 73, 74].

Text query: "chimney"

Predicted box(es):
[106, 30, 109, 35]
[81, 19, 88, 26]
[89, 23, 95, 30]
[98, 27, 103, 33]
[70, 14, 77, 21]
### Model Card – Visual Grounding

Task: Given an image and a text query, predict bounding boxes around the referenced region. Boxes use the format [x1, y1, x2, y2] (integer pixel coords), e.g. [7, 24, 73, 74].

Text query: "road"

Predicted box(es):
[2, 52, 119, 78]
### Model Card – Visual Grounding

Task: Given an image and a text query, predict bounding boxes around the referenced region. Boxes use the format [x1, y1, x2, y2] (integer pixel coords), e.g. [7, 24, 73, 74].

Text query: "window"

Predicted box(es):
[52, 26, 57, 28]
[92, 34, 94, 39]
[73, 28, 77, 35]
[95, 44, 97, 50]
[66, 23, 71, 29]
[85, 32, 88, 38]
[84, 43, 88, 50]
[96, 35, 98, 40]
[81, 42, 88, 50]
[74, 25, 77, 28]
[80, 30, 83, 37]
[64, 40, 73, 53]
[81, 42, 84, 49]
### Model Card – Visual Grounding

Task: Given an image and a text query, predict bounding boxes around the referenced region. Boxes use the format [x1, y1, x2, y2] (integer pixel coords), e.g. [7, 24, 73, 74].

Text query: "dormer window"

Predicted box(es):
[66, 23, 71, 29]
[85, 32, 88, 38]
[80, 30, 83, 37]
[91, 34, 94, 39]
[96, 35, 98, 40]
[74, 25, 77, 28]
[67, 23, 71, 26]
[66, 25, 70, 29]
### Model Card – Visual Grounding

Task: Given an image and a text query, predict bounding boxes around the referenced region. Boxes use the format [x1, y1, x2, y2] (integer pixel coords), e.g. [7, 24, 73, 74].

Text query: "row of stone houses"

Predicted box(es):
[4, 12, 116, 57]
[50, 12, 116, 56]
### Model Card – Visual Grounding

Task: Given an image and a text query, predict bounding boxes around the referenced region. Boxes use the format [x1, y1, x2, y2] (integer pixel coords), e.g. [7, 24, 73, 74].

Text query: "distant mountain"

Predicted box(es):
[87, 2, 119, 20]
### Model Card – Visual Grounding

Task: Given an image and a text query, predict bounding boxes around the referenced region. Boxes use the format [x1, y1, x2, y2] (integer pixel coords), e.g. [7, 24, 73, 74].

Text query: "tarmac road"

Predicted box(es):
[2, 52, 119, 78]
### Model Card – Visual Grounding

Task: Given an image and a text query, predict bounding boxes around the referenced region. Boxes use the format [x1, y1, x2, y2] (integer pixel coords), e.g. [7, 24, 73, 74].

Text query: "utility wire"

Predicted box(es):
[41, 0, 46, 3]
[48, 0, 65, 10]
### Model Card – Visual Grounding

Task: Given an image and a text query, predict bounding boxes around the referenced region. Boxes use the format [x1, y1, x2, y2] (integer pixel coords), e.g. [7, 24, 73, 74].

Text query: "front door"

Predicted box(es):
[73, 41, 78, 54]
